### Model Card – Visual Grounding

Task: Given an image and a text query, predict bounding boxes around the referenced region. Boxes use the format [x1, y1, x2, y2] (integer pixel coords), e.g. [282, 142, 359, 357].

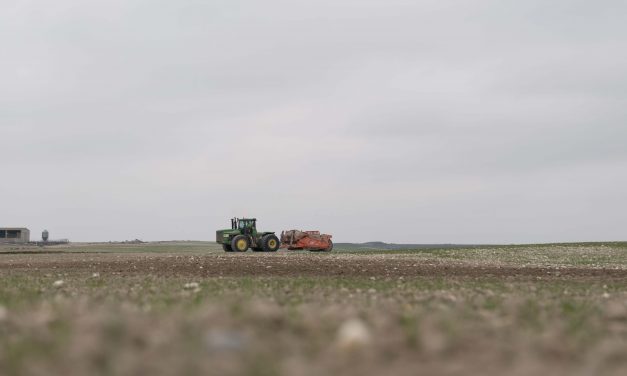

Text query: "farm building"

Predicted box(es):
[0, 227, 30, 243]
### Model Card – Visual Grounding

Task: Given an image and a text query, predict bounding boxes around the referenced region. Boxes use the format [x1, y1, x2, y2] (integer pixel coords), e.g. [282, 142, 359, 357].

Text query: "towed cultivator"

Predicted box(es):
[280, 230, 333, 252]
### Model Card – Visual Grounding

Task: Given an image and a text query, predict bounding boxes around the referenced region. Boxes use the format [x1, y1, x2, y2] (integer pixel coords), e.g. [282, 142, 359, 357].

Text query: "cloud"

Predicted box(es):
[1, 0, 626, 242]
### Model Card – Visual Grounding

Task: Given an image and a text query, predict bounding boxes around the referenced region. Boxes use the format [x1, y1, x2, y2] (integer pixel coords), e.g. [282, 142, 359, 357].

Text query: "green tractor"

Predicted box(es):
[216, 218, 280, 252]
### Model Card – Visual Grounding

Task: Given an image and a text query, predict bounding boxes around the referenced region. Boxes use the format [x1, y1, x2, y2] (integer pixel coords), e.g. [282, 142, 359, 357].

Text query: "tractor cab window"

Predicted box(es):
[238, 220, 254, 229]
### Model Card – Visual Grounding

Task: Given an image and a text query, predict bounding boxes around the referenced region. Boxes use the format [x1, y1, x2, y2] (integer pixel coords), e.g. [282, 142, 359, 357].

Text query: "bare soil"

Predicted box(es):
[1, 243, 626, 376]
[1, 251, 626, 279]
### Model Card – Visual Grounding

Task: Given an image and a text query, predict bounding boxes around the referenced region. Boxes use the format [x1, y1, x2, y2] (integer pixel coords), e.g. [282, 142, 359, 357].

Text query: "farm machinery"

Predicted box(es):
[216, 218, 280, 252]
[280, 230, 333, 252]
[216, 218, 333, 252]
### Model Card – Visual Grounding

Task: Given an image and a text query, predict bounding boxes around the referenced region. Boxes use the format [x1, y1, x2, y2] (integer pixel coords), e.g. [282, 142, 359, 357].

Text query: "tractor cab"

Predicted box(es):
[231, 218, 257, 235]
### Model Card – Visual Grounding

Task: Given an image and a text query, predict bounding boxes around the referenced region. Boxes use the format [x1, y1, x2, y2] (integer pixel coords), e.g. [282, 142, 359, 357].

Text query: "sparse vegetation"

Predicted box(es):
[0, 242, 626, 375]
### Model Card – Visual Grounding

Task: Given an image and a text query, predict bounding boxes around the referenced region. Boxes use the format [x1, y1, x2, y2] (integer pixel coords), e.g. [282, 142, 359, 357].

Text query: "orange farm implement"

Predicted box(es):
[280, 230, 333, 252]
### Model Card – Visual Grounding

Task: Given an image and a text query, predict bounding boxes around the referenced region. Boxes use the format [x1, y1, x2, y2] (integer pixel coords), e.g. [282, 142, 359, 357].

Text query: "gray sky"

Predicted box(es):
[2, 0, 626, 243]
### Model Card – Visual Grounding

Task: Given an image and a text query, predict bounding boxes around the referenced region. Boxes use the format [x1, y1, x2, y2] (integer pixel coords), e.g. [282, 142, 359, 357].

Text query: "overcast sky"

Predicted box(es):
[1, 0, 626, 243]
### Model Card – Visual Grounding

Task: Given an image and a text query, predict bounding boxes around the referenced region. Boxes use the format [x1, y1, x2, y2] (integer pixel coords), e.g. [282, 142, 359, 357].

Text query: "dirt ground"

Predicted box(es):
[1, 251, 627, 279]
[0, 242, 626, 376]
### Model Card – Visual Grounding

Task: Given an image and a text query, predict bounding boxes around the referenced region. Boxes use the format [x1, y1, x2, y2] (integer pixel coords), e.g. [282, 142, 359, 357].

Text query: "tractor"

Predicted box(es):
[216, 218, 280, 252]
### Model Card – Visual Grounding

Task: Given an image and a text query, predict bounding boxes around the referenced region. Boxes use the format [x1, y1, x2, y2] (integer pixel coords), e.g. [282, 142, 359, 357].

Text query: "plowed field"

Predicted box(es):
[1, 242, 626, 376]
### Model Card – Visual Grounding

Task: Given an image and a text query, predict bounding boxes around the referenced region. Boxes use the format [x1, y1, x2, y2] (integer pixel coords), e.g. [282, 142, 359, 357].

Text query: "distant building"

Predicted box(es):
[0, 228, 30, 243]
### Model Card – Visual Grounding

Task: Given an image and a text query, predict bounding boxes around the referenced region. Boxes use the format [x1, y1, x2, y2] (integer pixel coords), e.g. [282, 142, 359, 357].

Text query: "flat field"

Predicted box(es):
[0, 242, 626, 376]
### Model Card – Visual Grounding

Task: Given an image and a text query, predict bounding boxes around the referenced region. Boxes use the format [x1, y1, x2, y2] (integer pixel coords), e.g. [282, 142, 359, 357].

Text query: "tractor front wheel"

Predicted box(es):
[231, 235, 250, 252]
[222, 244, 233, 252]
[261, 234, 280, 252]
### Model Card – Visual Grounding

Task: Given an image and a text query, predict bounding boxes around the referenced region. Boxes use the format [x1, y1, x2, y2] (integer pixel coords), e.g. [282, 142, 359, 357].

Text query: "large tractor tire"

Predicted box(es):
[222, 244, 233, 252]
[261, 234, 280, 252]
[231, 235, 250, 252]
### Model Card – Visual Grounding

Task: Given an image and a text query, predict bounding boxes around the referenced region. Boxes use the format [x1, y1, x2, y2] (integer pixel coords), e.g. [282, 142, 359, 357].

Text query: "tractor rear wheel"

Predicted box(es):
[222, 244, 233, 252]
[261, 234, 280, 252]
[231, 235, 250, 252]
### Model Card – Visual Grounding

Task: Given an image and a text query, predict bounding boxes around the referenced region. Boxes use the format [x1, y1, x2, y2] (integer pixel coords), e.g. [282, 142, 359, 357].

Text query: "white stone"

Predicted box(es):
[184, 282, 201, 292]
[336, 318, 372, 351]
[53, 280, 64, 288]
